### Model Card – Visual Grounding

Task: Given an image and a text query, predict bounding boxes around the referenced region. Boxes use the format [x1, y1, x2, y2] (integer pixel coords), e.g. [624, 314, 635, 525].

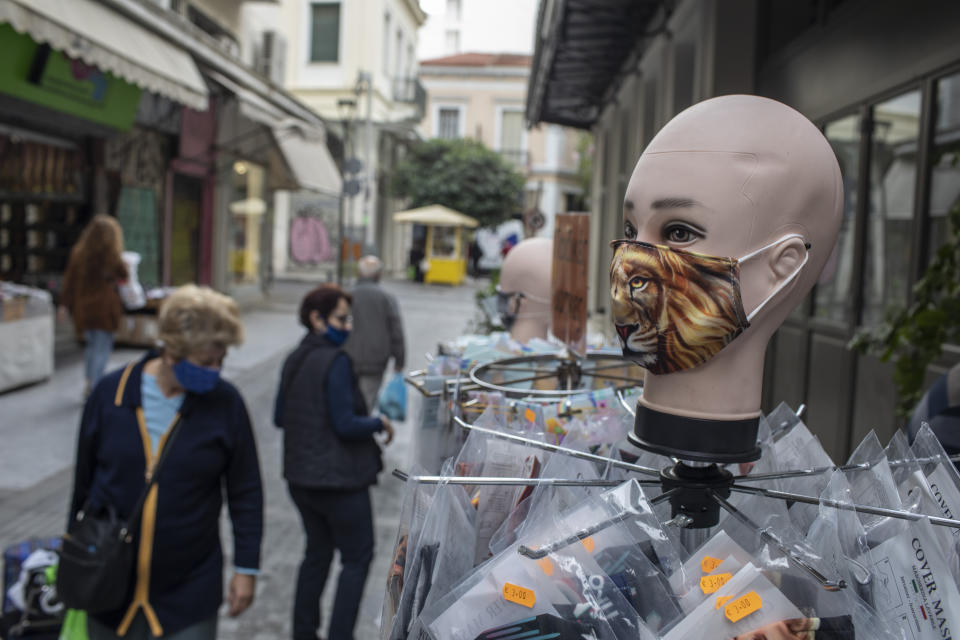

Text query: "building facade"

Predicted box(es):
[527, 0, 960, 461]
[419, 53, 585, 242]
[242, 0, 427, 281]
[0, 0, 342, 322]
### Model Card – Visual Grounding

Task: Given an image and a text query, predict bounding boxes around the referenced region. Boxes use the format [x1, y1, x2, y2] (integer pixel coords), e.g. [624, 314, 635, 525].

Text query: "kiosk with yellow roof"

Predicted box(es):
[393, 205, 479, 286]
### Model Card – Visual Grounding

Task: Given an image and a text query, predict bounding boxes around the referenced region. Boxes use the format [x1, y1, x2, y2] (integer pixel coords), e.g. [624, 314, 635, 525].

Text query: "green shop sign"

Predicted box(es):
[0, 24, 140, 130]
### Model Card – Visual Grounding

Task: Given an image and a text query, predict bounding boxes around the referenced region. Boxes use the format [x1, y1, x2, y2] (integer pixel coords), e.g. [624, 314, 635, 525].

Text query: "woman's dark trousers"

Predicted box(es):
[288, 484, 375, 640]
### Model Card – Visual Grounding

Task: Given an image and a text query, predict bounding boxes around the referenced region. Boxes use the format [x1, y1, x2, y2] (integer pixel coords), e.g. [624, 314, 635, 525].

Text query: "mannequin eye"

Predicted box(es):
[628, 276, 648, 291]
[663, 222, 703, 244]
[623, 221, 637, 240]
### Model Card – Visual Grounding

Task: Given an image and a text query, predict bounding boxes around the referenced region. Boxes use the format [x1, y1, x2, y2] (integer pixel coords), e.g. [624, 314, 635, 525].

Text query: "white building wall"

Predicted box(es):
[417, 0, 538, 59]
[240, 0, 426, 278]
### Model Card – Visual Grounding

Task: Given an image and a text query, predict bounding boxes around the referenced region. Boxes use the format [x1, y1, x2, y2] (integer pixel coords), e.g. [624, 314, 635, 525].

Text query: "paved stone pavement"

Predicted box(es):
[0, 278, 481, 640]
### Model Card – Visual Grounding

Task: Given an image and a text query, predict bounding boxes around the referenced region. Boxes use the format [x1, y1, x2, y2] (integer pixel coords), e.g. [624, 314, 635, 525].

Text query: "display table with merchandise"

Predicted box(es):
[0, 283, 54, 393]
[113, 289, 173, 349]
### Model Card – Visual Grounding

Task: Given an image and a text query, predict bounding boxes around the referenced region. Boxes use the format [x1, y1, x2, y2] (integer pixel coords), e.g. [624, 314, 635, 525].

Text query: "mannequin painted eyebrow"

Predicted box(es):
[623, 197, 701, 211]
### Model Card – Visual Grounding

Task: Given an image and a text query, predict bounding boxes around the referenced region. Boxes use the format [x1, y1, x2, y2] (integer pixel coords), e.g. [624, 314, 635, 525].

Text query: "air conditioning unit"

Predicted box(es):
[256, 30, 287, 85]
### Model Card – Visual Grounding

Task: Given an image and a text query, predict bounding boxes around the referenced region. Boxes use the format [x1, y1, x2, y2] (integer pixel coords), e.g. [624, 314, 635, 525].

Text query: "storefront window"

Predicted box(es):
[430, 226, 458, 258]
[928, 71, 960, 259]
[861, 90, 921, 327]
[170, 174, 202, 286]
[229, 161, 267, 286]
[814, 114, 860, 324]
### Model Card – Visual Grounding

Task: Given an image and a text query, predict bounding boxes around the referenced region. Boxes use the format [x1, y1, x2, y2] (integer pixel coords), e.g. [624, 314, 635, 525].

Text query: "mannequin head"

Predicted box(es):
[499, 237, 553, 343]
[615, 95, 842, 420]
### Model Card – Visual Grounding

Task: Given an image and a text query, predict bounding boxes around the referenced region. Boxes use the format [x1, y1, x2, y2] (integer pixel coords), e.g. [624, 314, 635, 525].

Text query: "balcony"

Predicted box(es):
[498, 149, 530, 170]
[393, 77, 427, 121]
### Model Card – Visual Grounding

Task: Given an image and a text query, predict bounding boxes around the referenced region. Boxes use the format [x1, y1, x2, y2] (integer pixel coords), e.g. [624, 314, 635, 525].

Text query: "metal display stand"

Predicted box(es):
[399, 348, 960, 594]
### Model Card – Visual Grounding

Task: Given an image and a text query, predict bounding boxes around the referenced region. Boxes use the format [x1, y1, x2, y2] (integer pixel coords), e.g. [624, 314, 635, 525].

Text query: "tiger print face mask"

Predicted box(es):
[609, 234, 809, 375]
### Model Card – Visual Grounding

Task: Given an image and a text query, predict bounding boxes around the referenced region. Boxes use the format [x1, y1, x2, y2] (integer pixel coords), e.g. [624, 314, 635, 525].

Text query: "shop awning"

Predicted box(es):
[526, 0, 665, 129]
[273, 120, 343, 196]
[393, 205, 479, 228]
[208, 70, 342, 195]
[0, 0, 208, 111]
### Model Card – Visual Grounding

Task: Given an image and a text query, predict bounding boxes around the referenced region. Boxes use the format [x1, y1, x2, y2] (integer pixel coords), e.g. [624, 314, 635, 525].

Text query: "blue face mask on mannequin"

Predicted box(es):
[325, 326, 350, 345]
[172, 359, 221, 394]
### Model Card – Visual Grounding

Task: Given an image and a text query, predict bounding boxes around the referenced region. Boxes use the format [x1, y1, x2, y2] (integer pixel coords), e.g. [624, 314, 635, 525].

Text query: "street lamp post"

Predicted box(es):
[336, 97, 357, 285]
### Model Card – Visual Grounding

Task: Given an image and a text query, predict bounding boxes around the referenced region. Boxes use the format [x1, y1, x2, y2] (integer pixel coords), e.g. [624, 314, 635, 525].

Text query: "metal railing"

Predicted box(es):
[392, 77, 427, 120]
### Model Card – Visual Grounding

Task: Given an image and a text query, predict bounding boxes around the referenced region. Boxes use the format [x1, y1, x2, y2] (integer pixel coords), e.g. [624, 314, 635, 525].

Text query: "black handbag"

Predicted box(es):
[57, 414, 184, 614]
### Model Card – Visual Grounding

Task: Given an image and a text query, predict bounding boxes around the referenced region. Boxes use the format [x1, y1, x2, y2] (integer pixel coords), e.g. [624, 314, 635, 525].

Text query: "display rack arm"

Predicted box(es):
[390, 469, 648, 487]
[454, 416, 660, 477]
[730, 484, 960, 529]
[710, 490, 846, 591]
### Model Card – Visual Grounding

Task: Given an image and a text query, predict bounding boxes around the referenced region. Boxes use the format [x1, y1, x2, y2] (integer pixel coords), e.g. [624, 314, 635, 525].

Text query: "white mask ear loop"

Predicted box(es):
[739, 233, 810, 322]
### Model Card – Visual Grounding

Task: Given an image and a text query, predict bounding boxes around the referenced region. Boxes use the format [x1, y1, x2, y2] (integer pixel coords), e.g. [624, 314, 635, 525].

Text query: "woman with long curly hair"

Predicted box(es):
[60, 214, 128, 395]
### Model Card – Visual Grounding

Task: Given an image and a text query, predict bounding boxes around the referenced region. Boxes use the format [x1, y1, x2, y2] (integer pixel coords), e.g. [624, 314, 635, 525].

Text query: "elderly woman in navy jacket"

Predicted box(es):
[274, 283, 394, 640]
[69, 285, 264, 640]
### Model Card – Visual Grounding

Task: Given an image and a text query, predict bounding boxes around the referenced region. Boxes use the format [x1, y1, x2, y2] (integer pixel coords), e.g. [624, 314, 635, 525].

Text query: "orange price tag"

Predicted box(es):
[524, 408, 537, 423]
[699, 572, 733, 594]
[724, 591, 762, 623]
[503, 582, 536, 608]
[536, 558, 555, 576]
[701, 555, 723, 574]
[580, 537, 595, 553]
[715, 595, 733, 610]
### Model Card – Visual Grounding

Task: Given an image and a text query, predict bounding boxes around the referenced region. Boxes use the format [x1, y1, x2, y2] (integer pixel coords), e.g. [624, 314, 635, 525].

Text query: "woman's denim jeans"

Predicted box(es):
[84, 329, 114, 387]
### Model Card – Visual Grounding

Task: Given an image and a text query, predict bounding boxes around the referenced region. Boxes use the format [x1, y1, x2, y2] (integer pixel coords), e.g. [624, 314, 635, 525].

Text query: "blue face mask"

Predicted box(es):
[172, 359, 221, 394]
[325, 326, 350, 345]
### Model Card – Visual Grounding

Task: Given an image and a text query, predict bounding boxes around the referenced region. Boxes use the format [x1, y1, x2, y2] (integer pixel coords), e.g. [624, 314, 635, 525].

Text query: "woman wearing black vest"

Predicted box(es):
[274, 284, 394, 640]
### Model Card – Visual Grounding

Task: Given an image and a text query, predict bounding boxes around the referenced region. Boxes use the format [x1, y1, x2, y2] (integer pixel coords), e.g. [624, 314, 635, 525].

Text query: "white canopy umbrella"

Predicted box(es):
[393, 204, 479, 228]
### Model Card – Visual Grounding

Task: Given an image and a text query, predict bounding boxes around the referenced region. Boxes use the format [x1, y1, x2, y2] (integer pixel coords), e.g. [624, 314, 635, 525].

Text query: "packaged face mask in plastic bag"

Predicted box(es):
[860, 517, 960, 640]
[596, 480, 686, 579]
[845, 431, 907, 546]
[886, 430, 935, 515]
[412, 375, 453, 474]
[803, 511, 900, 639]
[415, 500, 655, 640]
[811, 471, 877, 599]
[764, 405, 835, 535]
[668, 531, 755, 604]
[913, 423, 960, 531]
[884, 429, 960, 584]
[382, 470, 437, 640]
[387, 483, 478, 640]
[540, 484, 683, 634]
[911, 423, 960, 584]
[488, 446, 601, 557]
[661, 562, 804, 640]
[473, 438, 543, 565]
[514, 519, 654, 640]
[414, 544, 571, 640]
[471, 614, 596, 640]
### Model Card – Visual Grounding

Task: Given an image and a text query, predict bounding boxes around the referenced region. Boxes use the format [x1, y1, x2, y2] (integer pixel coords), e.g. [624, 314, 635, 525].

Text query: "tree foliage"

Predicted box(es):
[391, 138, 525, 228]
[849, 198, 960, 418]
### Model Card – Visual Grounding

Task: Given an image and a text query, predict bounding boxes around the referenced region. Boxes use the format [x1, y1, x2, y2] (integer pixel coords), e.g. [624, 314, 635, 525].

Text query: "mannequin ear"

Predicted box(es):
[767, 237, 808, 284]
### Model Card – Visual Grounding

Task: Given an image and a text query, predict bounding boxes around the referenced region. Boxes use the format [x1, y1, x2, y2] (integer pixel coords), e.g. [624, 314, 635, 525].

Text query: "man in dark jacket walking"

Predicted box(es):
[344, 256, 406, 410]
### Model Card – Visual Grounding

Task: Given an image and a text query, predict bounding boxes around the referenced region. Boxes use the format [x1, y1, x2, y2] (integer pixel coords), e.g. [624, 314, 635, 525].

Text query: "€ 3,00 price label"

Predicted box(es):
[700, 572, 733, 594]
[503, 582, 536, 608]
[724, 591, 763, 623]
